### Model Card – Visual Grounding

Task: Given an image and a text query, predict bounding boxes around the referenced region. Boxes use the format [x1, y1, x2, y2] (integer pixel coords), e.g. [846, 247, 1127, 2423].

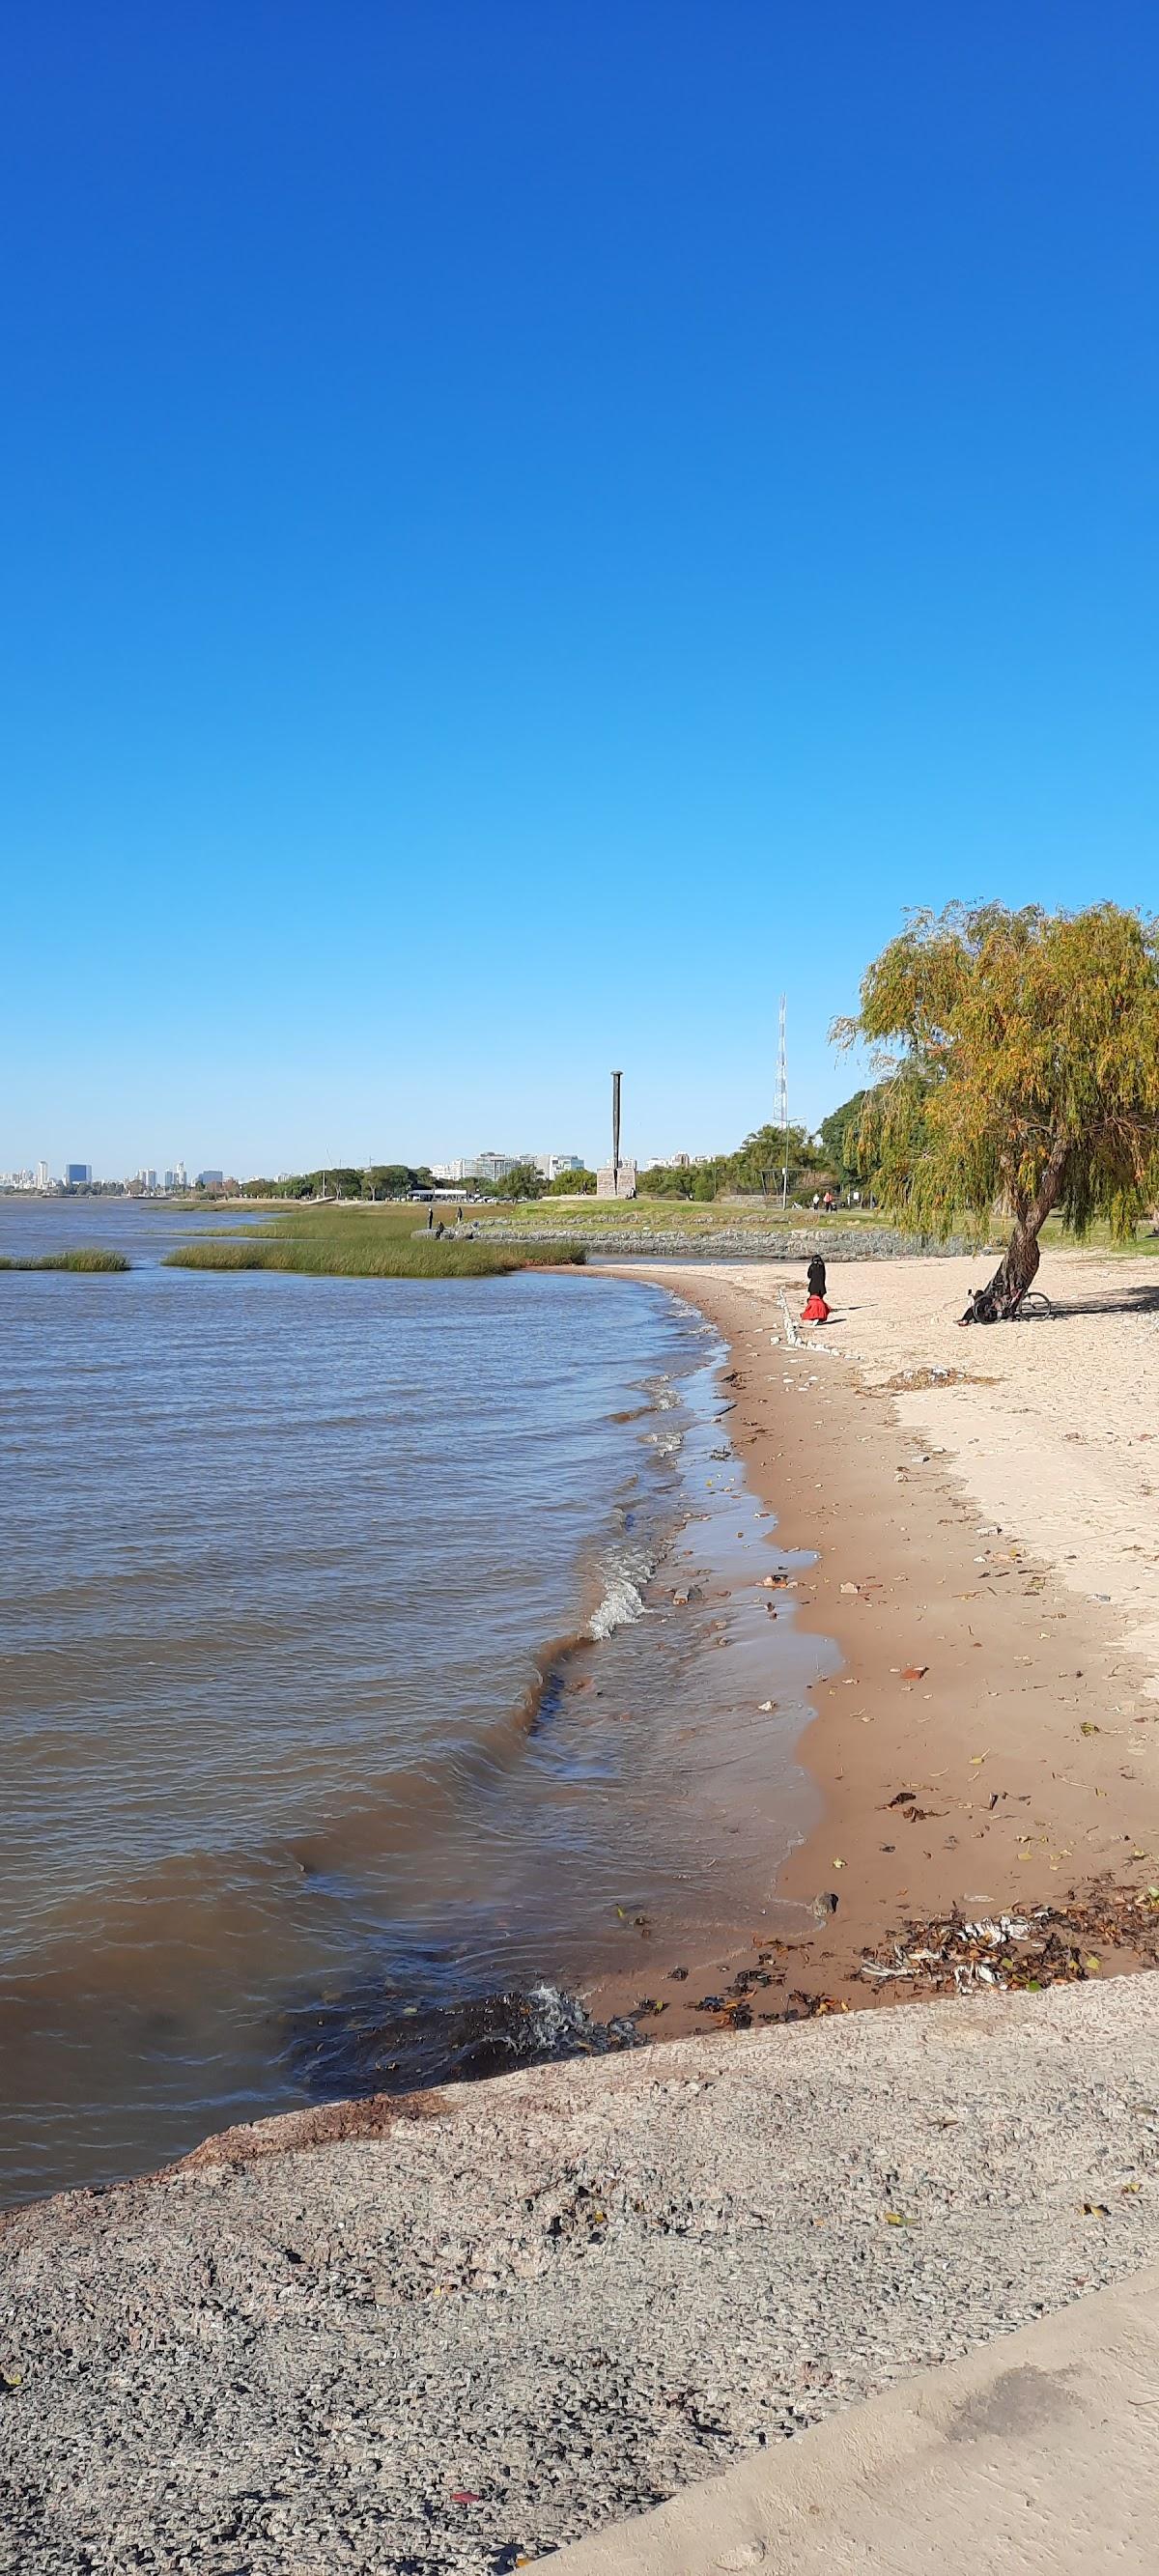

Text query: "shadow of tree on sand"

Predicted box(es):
[1039, 1280, 1159, 1319]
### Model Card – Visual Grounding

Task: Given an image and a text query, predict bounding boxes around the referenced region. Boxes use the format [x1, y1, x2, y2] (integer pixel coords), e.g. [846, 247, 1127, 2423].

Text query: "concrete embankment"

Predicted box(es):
[542, 2261, 1159, 2574]
[4, 1975, 1159, 2574]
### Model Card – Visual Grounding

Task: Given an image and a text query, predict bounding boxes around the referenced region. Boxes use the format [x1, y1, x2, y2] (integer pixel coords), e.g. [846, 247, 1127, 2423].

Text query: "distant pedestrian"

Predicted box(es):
[807, 1252, 827, 1302]
[812, 1191, 820, 1210]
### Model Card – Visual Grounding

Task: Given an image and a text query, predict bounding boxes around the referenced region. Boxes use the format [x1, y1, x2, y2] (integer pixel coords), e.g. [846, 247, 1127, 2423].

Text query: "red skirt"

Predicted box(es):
[801, 1295, 830, 1322]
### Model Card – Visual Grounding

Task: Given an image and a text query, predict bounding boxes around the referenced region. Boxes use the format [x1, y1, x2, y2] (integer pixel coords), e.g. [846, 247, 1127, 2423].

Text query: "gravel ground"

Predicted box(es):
[5, 1976, 1159, 2576]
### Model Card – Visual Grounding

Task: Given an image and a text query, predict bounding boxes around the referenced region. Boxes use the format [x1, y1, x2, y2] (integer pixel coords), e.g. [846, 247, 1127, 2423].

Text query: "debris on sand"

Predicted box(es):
[859, 1883, 1159, 1996]
[883, 1365, 999, 1390]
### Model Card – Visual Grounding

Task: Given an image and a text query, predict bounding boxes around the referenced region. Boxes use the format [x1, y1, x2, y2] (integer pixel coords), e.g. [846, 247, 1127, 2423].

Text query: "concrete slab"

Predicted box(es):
[537, 2263, 1159, 2573]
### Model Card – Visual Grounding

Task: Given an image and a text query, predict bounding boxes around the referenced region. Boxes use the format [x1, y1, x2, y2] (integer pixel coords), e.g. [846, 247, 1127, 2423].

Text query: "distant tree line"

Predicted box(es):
[233, 1108, 880, 1209]
[238, 1165, 436, 1201]
[490, 1165, 598, 1199]
[638, 1098, 872, 1203]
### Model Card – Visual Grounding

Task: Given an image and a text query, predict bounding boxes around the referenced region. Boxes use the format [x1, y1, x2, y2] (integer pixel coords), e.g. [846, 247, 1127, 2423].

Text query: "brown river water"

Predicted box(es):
[0, 1202, 826, 2203]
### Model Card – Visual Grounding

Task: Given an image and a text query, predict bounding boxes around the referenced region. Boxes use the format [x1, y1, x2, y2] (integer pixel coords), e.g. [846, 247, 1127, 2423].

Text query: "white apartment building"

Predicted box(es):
[432, 1150, 585, 1185]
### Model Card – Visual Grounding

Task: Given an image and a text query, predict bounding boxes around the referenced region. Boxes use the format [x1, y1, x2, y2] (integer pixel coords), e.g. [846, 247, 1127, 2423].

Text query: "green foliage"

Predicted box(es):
[817, 1090, 872, 1185]
[834, 902, 1159, 1247]
[638, 1158, 729, 1200]
[491, 1162, 548, 1201]
[546, 1168, 597, 1194]
[240, 1164, 436, 1201]
[365, 1163, 434, 1198]
[0, 1248, 129, 1272]
[728, 1122, 821, 1199]
[638, 1126, 824, 1202]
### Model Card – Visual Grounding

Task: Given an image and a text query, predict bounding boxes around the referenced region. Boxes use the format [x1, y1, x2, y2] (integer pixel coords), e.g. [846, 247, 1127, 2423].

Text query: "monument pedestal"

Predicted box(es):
[596, 1159, 637, 1199]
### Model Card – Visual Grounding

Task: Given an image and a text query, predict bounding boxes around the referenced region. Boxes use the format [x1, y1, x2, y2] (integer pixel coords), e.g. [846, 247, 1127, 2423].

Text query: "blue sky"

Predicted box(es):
[2, 3, 1156, 1175]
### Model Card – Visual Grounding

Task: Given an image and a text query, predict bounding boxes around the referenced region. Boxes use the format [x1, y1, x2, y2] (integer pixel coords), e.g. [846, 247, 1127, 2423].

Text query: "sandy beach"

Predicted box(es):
[585, 1247, 1159, 2024]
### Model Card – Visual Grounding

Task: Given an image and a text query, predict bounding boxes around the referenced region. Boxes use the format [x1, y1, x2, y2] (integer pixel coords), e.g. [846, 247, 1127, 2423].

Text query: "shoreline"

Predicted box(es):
[595, 1250, 1159, 2019]
[9, 1248, 1159, 2208]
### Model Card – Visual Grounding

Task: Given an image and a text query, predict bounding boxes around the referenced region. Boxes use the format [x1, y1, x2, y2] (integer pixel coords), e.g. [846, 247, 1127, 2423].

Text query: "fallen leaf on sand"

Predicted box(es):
[833, 1857, 845, 1869]
[901, 1665, 929, 1683]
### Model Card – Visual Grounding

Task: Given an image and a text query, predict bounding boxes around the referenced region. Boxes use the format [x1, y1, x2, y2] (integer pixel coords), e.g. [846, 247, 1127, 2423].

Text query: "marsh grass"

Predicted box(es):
[163, 1231, 584, 1279]
[0, 1248, 129, 1273]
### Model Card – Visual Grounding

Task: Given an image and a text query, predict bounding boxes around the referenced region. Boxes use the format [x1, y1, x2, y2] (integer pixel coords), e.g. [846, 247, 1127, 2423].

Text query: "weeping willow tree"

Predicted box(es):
[833, 903, 1159, 1307]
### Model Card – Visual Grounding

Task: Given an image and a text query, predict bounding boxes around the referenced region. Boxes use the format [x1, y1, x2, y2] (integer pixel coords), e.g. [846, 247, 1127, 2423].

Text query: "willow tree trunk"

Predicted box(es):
[985, 1220, 1041, 1310]
[983, 1142, 1069, 1313]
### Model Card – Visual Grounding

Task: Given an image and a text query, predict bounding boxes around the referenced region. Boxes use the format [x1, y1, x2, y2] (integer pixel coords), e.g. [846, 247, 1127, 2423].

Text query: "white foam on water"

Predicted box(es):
[588, 1571, 647, 1639]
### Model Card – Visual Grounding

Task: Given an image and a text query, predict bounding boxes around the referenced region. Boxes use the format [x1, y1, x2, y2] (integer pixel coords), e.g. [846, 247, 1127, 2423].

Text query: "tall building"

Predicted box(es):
[65, 1163, 92, 1186]
[197, 1169, 224, 1188]
[35, 1159, 48, 1191]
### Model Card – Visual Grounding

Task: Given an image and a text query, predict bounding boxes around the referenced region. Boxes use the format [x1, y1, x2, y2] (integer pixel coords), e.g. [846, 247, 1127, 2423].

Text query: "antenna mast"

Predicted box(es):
[777, 995, 788, 1210]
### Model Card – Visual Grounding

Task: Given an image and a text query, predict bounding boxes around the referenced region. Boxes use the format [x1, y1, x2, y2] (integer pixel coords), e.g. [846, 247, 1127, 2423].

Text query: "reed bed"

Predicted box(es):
[0, 1248, 129, 1273]
[162, 1236, 584, 1279]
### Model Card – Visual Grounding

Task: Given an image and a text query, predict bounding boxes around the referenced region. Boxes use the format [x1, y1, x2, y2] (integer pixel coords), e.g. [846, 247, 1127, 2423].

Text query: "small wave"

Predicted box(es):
[283, 1975, 641, 2099]
[647, 1431, 683, 1458]
[588, 1573, 646, 1638]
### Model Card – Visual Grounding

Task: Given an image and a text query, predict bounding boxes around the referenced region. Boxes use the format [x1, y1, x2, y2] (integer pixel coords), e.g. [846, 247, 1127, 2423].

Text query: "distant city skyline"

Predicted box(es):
[0, 1137, 739, 1193]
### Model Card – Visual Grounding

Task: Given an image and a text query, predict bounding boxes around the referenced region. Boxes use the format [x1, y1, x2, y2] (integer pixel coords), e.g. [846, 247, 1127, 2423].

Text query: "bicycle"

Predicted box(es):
[1009, 1287, 1054, 1320]
[959, 1282, 1054, 1325]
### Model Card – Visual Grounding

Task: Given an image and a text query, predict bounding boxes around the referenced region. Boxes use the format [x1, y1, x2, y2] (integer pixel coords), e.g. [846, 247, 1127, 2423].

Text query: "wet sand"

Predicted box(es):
[588, 1249, 1159, 2024]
